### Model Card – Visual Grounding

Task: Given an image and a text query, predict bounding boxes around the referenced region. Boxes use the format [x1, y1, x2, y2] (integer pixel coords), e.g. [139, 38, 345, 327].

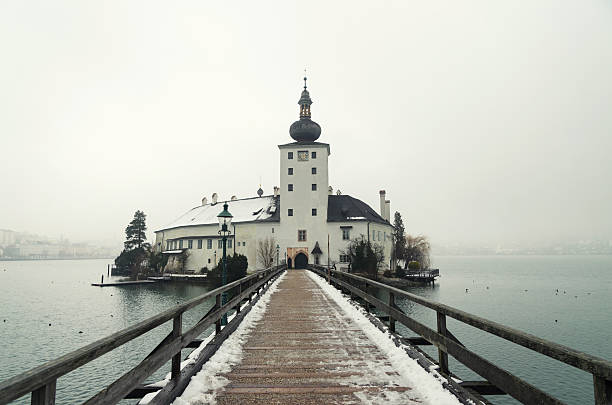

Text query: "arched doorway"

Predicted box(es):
[294, 253, 308, 269]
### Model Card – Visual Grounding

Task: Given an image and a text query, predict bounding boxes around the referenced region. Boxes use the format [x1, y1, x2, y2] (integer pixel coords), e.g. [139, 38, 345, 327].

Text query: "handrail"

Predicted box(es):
[309, 265, 612, 405]
[0, 265, 285, 405]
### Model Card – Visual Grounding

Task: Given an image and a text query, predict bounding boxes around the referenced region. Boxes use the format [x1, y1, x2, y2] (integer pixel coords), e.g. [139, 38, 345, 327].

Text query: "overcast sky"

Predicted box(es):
[1, 1, 611, 249]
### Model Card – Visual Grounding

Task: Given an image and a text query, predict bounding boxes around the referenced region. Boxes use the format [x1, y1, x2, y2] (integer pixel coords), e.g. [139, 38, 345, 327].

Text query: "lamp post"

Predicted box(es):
[217, 202, 233, 326]
[276, 244, 280, 267]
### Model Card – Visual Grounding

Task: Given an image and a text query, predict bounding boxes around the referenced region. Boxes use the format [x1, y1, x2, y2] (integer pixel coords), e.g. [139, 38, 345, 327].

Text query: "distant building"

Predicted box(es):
[154, 79, 393, 272]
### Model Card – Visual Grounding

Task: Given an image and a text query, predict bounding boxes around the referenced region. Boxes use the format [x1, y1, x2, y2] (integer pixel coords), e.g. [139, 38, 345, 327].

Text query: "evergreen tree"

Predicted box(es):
[124, 210, 148, 250]
[392, 211, 406, 268]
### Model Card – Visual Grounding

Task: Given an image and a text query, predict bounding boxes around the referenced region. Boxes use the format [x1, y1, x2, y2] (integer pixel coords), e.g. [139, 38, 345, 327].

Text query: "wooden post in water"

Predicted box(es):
[101, 275, 104, 284]
[107, 264, 110, 277]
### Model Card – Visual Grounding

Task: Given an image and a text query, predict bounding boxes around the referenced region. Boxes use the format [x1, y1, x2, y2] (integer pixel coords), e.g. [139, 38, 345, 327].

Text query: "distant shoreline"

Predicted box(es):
[0, 257, 114, 262]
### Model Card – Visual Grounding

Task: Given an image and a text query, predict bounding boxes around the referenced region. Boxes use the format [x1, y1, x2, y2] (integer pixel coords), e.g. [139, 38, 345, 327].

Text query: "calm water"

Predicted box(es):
[0, 259, 216, 404]
[0, 257, 610, 404]
[375, 255, 612, 405]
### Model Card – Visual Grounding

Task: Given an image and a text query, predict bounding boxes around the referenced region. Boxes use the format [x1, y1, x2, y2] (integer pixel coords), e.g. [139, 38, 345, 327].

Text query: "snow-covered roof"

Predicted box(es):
[156, 196, 279, 232]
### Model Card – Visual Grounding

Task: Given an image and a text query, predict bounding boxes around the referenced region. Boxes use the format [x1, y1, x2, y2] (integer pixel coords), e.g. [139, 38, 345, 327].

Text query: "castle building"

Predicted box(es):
[154, 78, 393, 272]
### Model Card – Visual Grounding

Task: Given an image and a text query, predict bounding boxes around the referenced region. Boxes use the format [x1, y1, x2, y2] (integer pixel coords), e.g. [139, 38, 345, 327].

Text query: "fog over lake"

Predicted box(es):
[1, 1, 611, 249]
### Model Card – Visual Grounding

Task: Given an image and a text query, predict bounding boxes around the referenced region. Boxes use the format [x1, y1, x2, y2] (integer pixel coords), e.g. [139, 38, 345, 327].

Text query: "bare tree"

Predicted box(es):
[257, 236, 276, 268]
[403, 235, 431, 270]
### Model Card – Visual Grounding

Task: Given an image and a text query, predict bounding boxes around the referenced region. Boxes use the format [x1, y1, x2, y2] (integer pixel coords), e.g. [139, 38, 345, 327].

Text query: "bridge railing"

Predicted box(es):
[308, 265, 612, 405]
[0, 265, 285, 405]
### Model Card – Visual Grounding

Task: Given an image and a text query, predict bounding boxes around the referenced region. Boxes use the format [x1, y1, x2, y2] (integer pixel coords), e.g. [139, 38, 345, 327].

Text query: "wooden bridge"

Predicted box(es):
[0, 265, 611, 405]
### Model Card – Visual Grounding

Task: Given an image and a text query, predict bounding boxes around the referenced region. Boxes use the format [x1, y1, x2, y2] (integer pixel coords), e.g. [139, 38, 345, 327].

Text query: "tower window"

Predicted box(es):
[312, 184, 317, 191]
[288, 209, 293, 216]
[312, 151, 317, 159]
[288, 152, 293, 159]
[288, 168, 293, 175]
[298, 230, 307, 241]
[312, 167, 317, 174]
[288, 184, 294, 192]
[312, 208, 317, 216]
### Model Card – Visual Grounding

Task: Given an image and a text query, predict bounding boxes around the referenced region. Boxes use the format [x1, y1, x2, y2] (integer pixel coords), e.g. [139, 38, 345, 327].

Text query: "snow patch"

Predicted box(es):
[306, 271, 463, 405]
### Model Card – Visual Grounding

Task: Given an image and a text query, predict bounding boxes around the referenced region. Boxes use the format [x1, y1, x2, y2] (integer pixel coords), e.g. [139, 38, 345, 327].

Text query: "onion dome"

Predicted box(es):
[289, 76, 321, 143]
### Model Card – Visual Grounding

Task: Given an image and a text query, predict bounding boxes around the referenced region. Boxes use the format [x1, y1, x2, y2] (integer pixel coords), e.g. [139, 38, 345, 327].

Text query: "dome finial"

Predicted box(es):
[289, 75, 321, 143]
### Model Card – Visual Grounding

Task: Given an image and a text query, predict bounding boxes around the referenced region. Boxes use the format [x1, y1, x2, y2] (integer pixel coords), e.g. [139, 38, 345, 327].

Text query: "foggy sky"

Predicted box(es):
[1, 1, 611, 249]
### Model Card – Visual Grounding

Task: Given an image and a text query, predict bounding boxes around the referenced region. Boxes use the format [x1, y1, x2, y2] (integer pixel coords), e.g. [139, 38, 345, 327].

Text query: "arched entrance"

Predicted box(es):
[294, 253, 308, 269]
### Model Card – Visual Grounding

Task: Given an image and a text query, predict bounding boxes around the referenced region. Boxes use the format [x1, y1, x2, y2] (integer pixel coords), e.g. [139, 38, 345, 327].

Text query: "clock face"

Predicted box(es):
[297, 151, 309, 161]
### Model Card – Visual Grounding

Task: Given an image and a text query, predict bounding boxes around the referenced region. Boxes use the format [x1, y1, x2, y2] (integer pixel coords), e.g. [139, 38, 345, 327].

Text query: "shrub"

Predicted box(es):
[408, 260, 420, 270]
[383, 270, 392, 278]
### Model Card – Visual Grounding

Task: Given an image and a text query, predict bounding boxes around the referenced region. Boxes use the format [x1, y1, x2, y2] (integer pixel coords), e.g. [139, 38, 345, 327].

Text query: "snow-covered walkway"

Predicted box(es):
[172, 270, 462, 405]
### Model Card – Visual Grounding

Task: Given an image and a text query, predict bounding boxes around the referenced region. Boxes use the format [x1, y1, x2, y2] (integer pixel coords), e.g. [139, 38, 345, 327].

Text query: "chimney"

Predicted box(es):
[273, 186, 280, 197]
[212, 193, 218, 204]
[201, 197, 208, 206]
[379, 190, 386, 219]
[385, 200, 391, 222]
[328, 186, 333, 195]
[231, 195, 237, 201]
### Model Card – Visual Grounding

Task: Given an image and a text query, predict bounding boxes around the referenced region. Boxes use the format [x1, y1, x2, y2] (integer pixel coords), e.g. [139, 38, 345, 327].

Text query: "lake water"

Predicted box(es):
[0, 256, 610, 404]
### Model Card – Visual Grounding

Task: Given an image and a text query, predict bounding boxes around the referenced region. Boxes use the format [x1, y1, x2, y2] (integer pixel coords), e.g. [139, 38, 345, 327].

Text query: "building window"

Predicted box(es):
[298, 230, 307, 241]
[218, 240, 223, 249]
[288, 152, 293, 159]
[378, 231, 381, 241]
[288, 184, 293, 192]
[179, 240, 183, 249]
[208, 258, 211, 264]
[228, 239, 233, 248]
[342, 229, 350, 240]
[207, 239, 212, 249]
[288, 209, 293, 216]
[339, 254, 350, 263]
[312, 151, 317, 159]
[188, 240, 193, 249]
[312, 208, 317, 216]
[288, 168, 293, 175]
[312, 167, 317, 174]
[372, 230, 375, 240]
[312, 184, 317, 191]
[197, 239, 203, 249]
[243, 241, 247, 246]
[166, 240, 170, 250]
[272, 227, 274, 233]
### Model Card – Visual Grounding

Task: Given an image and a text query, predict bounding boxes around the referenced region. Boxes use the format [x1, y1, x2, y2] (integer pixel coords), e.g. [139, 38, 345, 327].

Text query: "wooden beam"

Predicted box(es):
[31, 381, 55, 405]
[460, 381, 505, 396]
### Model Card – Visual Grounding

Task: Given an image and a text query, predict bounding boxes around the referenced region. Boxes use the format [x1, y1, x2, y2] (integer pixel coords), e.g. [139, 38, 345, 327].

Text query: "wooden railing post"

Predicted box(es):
[388, 292, 396, 333]
[594, 374, 612, 405]
[215, 294, 222, 334]
[236, 282, 242, 314]
[171, 314, 182, 380]
[31, 380, 56, 405]
[364, 282, 370, 313]
[437, 311, 449, 375]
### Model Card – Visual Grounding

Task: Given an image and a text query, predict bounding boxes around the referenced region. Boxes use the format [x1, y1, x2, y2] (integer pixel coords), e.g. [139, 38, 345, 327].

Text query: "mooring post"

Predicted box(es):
[215, 294, 222, 334]
[388, 292, 396, 333]
[107, 264, 110, 277]
[101, 275, 103, 284]
[171, 314, 182, 380]
[436, 311, 449, 375]
[31, 380, 56, 405]
[593, 374, 612, 405]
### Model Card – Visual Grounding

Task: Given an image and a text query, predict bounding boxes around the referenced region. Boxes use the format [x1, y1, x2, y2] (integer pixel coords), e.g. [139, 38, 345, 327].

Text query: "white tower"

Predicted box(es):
[278, 77, 330, 268]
